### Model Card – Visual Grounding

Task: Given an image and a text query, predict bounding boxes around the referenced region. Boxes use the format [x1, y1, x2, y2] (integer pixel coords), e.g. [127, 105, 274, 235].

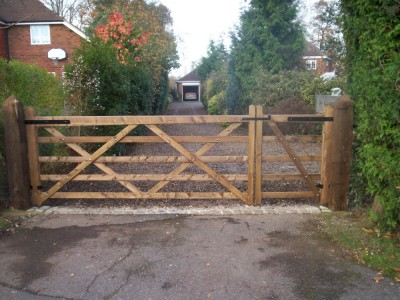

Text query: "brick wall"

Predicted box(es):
[0, 28, 7, 59]
[7, 24, 83, 77]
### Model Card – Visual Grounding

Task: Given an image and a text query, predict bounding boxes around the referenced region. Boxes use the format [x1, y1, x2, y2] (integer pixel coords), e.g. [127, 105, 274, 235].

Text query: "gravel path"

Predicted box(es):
[47, 101, 321, 208]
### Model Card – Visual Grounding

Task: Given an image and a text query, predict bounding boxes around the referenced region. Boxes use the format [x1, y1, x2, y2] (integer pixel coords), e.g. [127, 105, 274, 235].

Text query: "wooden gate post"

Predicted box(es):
[2, 96, 32, 209]
[321, 95, 353, 210]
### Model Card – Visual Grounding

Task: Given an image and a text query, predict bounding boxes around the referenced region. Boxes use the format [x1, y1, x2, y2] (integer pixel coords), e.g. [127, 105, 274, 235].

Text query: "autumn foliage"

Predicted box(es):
[94, 12, 150, 64]
[64, 0, 179, 120]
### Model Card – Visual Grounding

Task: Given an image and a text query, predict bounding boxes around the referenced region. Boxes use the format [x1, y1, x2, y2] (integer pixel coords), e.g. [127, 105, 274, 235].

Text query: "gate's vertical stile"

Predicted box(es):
[320, 104, 334, 206]
[25, 107, 42, 206]
[254, 105, 264, 206]
[247, 105, 256, 205]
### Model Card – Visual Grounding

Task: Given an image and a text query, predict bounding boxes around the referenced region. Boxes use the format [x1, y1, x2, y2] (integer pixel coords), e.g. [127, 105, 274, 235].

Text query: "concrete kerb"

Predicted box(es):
[27, 205, 331, 216]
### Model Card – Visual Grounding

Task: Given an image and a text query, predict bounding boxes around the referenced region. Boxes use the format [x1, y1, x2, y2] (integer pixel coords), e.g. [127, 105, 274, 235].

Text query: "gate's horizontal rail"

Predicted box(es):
[29, 114, 327, 126]
[40, 173, 320, 181]
[39, 155, 249, 163]
[262, 191, 316, 199]
[39, 155, 320, 163]
[50, 191, 317, 200]
[37, 135, 322, 144]
[51, 192, 245, 199]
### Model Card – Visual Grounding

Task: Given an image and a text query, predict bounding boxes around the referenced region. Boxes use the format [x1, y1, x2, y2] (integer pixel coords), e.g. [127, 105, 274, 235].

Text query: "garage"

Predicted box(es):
[176, 69, 201, 102]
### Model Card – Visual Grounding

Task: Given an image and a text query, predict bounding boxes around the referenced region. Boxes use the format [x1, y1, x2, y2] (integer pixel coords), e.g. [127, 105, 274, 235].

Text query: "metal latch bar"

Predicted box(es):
[287, 117, 333, 122]
[25, 120, 71, 125]
[241, 115, 271, 121]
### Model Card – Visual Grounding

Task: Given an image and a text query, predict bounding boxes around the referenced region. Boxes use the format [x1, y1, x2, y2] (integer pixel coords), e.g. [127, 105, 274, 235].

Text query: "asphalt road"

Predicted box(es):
[0, 213, 398, 300]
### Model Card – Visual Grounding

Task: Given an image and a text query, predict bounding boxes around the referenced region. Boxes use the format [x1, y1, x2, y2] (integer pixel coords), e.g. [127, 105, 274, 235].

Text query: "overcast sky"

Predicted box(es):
[157, 0, 318, 78]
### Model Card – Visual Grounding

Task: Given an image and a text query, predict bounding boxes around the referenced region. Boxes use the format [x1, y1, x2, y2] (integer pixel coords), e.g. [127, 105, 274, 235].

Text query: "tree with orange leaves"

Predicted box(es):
[94, 11, 150, 64]
[64, 0, 179, 119]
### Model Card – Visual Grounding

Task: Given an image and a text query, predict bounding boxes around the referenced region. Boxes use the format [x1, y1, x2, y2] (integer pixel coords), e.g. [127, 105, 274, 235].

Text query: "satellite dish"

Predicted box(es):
[48, 48, 66, 61]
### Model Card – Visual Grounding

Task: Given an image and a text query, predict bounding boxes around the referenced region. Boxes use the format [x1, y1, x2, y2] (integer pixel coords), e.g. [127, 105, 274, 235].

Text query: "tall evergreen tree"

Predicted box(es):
[197, 40, 228, 81]
[227, 0, 305, 113]
[226, 57, 242, 114]
[234, 0, 304, 75]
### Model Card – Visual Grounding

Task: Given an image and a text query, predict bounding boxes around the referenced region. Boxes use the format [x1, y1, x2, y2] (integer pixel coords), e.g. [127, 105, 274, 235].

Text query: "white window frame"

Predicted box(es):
[305, 60, 317, 70]
[30, 25, 51, 45]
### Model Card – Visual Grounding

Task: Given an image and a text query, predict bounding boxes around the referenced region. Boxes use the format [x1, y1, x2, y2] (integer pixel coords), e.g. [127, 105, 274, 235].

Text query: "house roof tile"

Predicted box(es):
[177, 69, 201, 82]
[0, 0, 63, 23]
[304, 41, 326, 57]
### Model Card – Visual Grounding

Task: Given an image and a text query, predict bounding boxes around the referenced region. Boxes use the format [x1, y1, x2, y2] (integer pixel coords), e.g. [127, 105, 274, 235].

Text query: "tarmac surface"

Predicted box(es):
[0, 209, 399, 300]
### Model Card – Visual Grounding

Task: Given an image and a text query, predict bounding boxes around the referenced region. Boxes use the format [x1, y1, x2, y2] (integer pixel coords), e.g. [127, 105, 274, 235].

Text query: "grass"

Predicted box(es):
[0, 209, 41, 231]
[317, 210, 400, 282]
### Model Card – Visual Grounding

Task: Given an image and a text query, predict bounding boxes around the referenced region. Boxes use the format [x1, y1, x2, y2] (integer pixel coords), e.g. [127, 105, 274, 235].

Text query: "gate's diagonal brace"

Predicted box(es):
[44, 128, 143, 197]
[268, 122, 320, 198]
[147, 123, 242, 194]
[146, 124, 248, 203]
[39, 125, 138, 204]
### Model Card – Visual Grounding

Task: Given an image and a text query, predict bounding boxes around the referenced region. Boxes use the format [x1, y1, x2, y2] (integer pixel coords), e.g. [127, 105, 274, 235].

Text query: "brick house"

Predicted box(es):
[303, 41, 334, 75]
[0, 0, 87, 78]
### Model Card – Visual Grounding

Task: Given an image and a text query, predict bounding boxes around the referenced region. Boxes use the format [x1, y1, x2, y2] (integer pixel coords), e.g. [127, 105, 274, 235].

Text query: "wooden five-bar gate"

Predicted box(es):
[2, 96, 353, 210]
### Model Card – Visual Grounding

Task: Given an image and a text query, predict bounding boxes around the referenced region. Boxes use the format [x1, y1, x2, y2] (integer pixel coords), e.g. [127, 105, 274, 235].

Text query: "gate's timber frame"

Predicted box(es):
[2, 96, 353, 210]
[245, 105, 326, 206]
[27, 113, 252, 206]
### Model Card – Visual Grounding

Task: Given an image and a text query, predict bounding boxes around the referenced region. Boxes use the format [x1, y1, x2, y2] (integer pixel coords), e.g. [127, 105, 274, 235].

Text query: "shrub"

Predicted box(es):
[0, 59, 65, 206]
[266, 97, 319, 135]
[300, 75, 347, 106]
[342, 0, 400, 231]
[248, 69, 310, 108]
[207, 91, 226, 115]
[244, 68, 347, 111]
[201, 62, 228, 109]
[0, 59, 64, 114]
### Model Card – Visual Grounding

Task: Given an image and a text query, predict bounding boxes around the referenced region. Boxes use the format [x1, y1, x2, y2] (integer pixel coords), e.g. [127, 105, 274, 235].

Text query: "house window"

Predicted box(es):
[305, 60, 317, 70]
[30, 25, 51, 44]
